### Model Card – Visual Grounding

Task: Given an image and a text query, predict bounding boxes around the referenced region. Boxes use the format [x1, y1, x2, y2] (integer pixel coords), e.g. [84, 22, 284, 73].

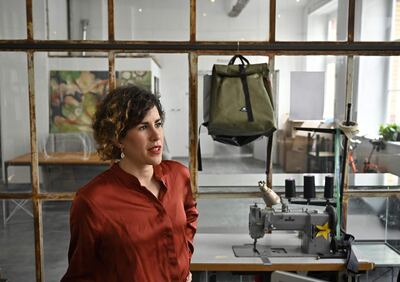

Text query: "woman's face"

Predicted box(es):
[120, 106, 164, 167]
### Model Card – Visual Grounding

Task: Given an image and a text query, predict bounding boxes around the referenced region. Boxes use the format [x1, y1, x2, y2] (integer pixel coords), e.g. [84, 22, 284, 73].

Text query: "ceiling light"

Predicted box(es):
[138, 8, 143, 13]
[203, 13, 207, 17]
[210, 0, 215, 2]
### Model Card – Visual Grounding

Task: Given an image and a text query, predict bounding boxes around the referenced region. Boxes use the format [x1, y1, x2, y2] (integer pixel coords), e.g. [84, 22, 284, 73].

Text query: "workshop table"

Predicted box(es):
[2, 152, 111, 226]
[190, 233, 374, 272]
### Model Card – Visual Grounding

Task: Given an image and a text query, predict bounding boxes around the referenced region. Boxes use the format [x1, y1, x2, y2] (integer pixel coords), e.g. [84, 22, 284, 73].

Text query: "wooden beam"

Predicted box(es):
[28, 50, 44, 282]
[108, 0, 115, 41]
[188, 52, 198, 199]
[1, 41, 400, 55]
[269, 0, 276, 42]
[190, 0, 196, 42]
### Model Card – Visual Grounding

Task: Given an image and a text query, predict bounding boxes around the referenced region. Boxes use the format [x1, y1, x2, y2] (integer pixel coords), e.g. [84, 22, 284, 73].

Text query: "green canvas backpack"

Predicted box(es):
[200, 55, 277, 172]
[206, 55, 276, 139]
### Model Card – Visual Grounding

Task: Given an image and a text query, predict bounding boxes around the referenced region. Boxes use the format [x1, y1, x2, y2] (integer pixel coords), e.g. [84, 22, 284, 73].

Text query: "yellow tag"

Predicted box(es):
[315, 222, 331, 240]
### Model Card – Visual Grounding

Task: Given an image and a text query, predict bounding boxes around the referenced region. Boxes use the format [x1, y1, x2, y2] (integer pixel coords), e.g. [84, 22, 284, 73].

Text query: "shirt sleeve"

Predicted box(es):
[183, 175, 199, 259]
[61, 194, 102, 282]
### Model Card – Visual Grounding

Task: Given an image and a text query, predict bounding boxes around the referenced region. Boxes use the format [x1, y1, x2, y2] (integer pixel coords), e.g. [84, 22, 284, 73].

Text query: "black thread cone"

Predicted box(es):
[303, 175, 315, 199]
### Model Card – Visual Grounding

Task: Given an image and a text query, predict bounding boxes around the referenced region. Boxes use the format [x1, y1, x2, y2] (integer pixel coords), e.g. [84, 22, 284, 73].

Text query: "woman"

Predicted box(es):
[61, 85, 198, 282]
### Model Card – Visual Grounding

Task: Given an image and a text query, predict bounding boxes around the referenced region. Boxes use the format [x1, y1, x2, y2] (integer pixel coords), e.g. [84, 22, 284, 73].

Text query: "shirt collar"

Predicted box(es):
[110, 162, 168, 190]
[153, 163, 168, 190]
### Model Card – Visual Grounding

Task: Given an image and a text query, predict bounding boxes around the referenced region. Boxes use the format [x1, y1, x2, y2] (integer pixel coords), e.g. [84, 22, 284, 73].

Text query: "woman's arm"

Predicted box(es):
[184, 179, 199, 258]
[61, 195, 100, 282]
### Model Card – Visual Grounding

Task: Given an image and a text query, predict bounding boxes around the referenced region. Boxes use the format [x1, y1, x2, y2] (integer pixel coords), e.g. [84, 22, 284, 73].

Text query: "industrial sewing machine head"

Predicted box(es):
[249, 176, 337, 255]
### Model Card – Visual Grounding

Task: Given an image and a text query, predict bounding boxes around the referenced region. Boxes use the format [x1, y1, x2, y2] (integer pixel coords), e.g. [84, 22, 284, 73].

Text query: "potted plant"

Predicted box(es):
[379, 123, 400, 141]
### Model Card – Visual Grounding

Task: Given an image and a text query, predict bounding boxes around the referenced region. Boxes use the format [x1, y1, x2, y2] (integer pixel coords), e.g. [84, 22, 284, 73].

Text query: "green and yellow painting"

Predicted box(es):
[49, 70, 151, 133]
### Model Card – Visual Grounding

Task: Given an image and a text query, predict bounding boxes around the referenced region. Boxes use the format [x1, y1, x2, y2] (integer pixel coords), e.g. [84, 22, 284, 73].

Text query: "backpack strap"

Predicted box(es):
[229, 54, 250, 65]
[239, 64, 254, 122]
[265, 134, 273, 175]
[197, 124, 206, 171]
[343, 232, 359, 274]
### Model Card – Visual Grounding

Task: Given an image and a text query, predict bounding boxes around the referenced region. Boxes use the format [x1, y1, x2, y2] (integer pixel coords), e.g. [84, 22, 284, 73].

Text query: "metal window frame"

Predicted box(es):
[0, 0, 400, 280]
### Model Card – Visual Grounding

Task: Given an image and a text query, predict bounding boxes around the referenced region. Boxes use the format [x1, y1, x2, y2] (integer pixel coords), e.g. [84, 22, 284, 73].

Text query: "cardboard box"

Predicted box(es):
[277, 135, 293, 169]
[292, 135, 309, 153]
[285, 119, 334, 138]
[284, 149, 308, 173]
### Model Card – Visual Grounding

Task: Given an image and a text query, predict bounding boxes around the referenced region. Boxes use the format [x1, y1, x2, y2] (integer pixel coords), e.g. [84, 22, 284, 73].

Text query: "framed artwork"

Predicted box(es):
[117, 70, 151, 90]
[49, 70, 152, 133]
[153, 76, 160, 97]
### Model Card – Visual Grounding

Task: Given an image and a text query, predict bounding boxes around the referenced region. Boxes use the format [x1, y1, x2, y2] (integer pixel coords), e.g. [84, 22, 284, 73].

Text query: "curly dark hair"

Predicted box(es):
[93, 85, 164, 160]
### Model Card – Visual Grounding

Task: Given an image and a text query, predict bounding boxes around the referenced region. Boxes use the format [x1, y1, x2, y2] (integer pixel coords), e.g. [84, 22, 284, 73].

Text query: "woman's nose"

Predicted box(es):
[150, 126, 162, 140]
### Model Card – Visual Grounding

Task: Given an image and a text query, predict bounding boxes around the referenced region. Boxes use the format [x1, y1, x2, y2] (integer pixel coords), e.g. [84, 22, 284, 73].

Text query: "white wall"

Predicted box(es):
[0, 0, 26, 39]
[355, 0, 392, 136]
[276, 7, 306, 41]
[0, 53, 31, 182]
[69, 0, 107, 40]
[115, 0, 189, 40]
[197, 0, 268, 41]
[358, 0, 392, 41]
[47, 0, 68, 40]
[275, 56, 306, 128]
[156, 54, 189, 157]
[356, 57, 388, 136]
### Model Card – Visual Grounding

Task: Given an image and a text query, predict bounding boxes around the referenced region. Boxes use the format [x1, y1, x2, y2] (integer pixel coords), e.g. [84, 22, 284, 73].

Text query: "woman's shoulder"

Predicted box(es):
[76, 168, 115, 197]
[160, 160, 188, 172]
[159, 160, 189, 178]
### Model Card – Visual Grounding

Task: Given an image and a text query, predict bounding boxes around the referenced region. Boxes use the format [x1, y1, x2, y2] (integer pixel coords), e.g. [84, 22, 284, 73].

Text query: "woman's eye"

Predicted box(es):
[155, 122, 163, 128]
[139, 125, 147, 130]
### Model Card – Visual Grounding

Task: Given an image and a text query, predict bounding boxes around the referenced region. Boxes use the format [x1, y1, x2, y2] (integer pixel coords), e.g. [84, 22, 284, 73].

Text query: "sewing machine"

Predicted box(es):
[231, 175, 361, 274]
[248, 177, 337, 256]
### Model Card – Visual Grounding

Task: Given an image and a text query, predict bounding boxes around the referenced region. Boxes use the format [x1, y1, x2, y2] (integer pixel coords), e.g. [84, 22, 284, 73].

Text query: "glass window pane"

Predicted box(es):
[355, 0, 399, 41]
[32, 0, 47, 40]
[0, 52, 32, 195]
[34, 53, 109, 192]
[198, 55, 273, 189]
[347, 136, 398, 175]
[0, 0, 27, 39]
[44, 0, 108, 40]
[275, 55, 346, 173]
[276, 0, 347, 41]
[354, 56, 389, 137]
[34, 53, 189, 192]
[387, 56, 400, 125]
[115, 0, 189, 40]
[43, 201, 71, 281]
[386, 195, 400, 253]
[197, 0, 269, 41]
[150, 54, 189, 162]
[353, 56, 400, 177]
[347, 197, 389, 240]
[0, 199, 35, 281]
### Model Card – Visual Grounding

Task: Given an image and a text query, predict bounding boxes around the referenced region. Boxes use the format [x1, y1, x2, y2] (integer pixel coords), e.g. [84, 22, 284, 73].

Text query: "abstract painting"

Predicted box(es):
[49, 70, 151, 133]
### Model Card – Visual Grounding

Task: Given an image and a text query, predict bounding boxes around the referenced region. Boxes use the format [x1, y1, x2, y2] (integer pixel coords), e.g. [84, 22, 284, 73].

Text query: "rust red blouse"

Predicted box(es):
[61, 161, 198, 282]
